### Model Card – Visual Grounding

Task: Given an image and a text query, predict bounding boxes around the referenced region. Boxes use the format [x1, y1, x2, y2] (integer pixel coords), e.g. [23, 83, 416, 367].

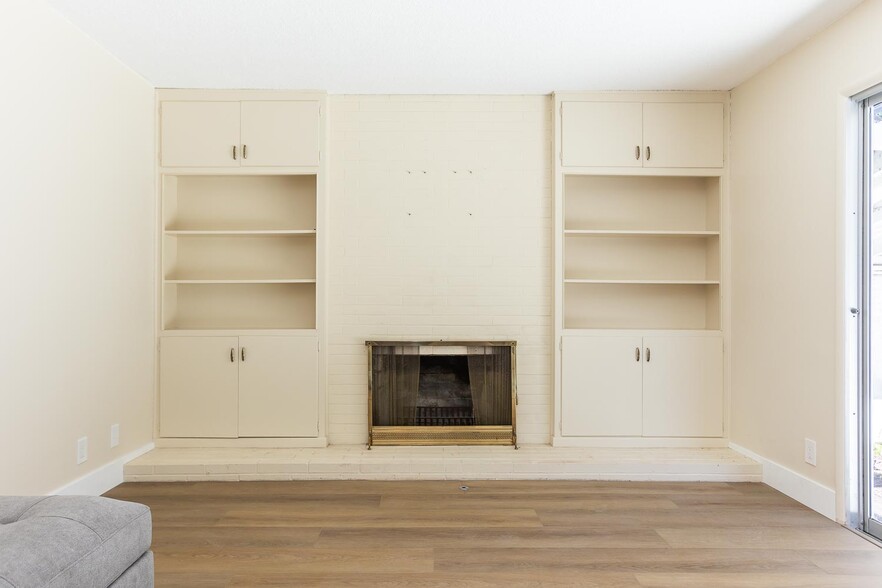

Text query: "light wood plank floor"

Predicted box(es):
[104, 481, 882, 587]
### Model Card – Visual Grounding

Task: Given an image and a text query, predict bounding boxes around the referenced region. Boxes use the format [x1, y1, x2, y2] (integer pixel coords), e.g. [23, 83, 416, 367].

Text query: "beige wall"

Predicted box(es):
[0, 0, 155, 494]
[730, 0, 882, 490]
[328, 96, 552, 444]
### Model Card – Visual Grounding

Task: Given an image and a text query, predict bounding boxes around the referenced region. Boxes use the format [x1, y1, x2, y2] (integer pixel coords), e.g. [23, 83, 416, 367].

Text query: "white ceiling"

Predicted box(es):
[44, 0, 863, 94]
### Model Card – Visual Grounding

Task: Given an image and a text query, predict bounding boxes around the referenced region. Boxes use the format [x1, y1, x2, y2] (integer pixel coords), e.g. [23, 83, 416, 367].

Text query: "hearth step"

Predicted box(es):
[414, 406, 476, 426]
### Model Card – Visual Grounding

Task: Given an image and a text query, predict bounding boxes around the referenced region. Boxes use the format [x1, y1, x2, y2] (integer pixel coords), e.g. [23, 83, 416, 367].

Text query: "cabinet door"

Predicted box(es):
[642, 103, 724, 168]
[159, 336, 239, 438]
[642, 335, 723, 437]
[241, 101, 320, 167]
[238, 336, 319, 437]
[561, 335, 643, 436]
[160, 102, 241, 167]
[561, 102, 643, 167]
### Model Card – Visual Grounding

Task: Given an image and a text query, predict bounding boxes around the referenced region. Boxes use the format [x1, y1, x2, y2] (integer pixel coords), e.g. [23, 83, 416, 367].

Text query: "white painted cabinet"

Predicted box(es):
[161, 102, 241, 168]
[241, 101, 320, 167]
[642, 103, 724, 169]
[238, 336, 319, 437]
[560, 333, 722, 438]
[160, 335, 319, 438]
[561, 101, 724, 168]
[159, 336, 239, 438]
[561, 335, 643, 436]
[561, 102, 643, 168]
[642, 335, 723, 437]
[161, 100, 320, 167]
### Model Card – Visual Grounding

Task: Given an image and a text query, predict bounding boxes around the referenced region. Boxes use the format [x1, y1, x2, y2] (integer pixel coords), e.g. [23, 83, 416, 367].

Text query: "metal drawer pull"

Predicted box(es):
[232, 145, 237, 160]
[646, 146, 651, 160]
[230, 348, 235, 362]
[635, 146, 640, 160]
[635, 347, 640, 361]
[241, 347, 246, 362]
[646, 347, 651, 362]
[243, 144, 247, 159]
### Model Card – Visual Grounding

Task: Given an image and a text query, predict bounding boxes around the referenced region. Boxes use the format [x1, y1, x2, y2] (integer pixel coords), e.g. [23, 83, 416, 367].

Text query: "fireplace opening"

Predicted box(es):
[416, 356, 475, 426]
[367, 341, 516, 446]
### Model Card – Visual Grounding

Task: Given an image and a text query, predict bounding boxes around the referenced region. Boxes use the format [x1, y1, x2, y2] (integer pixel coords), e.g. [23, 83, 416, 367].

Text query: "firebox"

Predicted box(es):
[366, 341, 517, 447]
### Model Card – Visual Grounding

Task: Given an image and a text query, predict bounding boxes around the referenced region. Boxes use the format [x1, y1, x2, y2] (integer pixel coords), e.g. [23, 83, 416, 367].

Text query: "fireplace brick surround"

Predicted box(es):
[327, 95, 552, 445]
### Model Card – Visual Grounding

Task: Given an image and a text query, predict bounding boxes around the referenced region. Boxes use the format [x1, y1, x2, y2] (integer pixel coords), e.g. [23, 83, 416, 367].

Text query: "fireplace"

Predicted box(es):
[366, 341, 517, 447]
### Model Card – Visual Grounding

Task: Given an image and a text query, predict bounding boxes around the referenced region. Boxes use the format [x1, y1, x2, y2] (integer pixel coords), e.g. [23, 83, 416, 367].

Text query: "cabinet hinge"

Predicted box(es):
[317, 340, 321, 353]
[319, 151, 322, 162]
[559, 338, 563, 351]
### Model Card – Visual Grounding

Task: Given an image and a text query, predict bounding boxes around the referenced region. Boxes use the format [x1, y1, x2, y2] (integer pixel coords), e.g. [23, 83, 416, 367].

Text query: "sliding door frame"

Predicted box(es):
[857, 87, 882, 540]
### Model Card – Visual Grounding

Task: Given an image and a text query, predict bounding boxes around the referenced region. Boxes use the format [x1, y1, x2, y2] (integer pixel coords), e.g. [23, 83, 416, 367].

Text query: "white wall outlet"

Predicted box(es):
[804, 438, 817, 466]
[76, 437, 88, 465]
[110, 424, 120, 448]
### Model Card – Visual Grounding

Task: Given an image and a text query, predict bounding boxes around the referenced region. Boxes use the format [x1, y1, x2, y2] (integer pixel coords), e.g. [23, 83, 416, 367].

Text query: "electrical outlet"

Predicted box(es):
[76, 437, 88, 465]
[805, 438, 817, 466]
[110, 424, 120, 448]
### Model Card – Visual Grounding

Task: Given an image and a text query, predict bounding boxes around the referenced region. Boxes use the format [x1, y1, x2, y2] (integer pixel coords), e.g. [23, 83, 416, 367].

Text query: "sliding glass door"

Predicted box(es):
[861, 90, 882, 540]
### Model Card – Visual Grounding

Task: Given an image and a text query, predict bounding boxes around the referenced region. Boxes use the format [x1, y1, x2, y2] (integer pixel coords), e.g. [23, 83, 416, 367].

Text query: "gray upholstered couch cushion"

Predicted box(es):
[0, 496, 152, 588]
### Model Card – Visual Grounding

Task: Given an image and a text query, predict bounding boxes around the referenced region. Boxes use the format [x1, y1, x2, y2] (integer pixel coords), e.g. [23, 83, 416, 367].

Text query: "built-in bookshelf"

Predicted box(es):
[162, 174, 317, 330]
[563, 175, 721, 330]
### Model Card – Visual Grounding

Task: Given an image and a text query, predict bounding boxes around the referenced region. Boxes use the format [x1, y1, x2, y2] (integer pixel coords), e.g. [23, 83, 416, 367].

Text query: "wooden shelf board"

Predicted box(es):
[160, 328, 318, 336]
[563, 230, 719, 237]
[163, 322, 316, 331]
[164, 229, 316, 236]
[564, 279, 720, 285]
[164, 279, 317, 285]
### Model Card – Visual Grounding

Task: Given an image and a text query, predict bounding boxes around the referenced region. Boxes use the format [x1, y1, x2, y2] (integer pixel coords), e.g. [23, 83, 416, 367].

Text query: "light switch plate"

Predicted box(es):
[804, 438, 817, 466]
[77, 437, 88, 465]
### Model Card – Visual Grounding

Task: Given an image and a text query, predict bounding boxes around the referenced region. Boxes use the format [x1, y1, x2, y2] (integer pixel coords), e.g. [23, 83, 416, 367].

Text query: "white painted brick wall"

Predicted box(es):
[328, 95, 552, 445]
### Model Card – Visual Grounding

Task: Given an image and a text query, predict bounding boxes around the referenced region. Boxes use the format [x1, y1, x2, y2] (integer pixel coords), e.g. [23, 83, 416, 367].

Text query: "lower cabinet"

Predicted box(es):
[159, 336, 239, 438]
[642, 335, 722, 437]
[160, 335, 319, 438]
[561, 335, 643, 436]
[561, 333, 722, 438]
[238, 336, 318, 437]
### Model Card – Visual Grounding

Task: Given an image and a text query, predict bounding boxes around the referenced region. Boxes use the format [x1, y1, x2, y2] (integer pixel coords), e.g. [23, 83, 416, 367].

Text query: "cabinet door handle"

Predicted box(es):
[232, 145, 237, 160]
[646, 146, 651, 160]
[646, 347, 651, 362]
[243, 144, 247, 159]
[635, 146, 641, 160]
[635, 347, 640, 361]
[230, 348, 235, 362]
[241, 347, 246, 362]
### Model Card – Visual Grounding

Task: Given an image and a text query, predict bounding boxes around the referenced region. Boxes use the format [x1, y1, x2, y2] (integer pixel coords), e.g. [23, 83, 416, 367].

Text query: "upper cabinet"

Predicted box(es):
[641, 103, 724, 169]
[161, 102, 241, 168]
[561, 102, 643, 168]
[240, 101, 320, 167]
[161, 99, 321, 168]
[561, 100, 724, 169]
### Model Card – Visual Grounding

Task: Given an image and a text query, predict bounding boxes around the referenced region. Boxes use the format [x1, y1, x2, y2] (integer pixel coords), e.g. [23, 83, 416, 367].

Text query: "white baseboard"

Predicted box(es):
[155, 437, 328, 449]
[729, 442, 836, 520]
[552, 436, 730, 448]
[51, 442, 155, 496]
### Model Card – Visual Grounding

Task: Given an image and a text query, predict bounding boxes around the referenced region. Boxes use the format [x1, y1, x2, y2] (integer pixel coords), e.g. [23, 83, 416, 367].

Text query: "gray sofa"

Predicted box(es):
[0, 496, 153, 587]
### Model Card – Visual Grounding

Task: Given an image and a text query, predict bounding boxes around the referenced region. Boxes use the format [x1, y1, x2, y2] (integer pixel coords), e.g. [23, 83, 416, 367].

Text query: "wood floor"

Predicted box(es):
[104, 480, 882, 587]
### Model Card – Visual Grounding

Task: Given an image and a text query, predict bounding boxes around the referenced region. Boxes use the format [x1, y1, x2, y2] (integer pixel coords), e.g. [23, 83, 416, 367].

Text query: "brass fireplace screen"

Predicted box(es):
[366, 341, 517, 447]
